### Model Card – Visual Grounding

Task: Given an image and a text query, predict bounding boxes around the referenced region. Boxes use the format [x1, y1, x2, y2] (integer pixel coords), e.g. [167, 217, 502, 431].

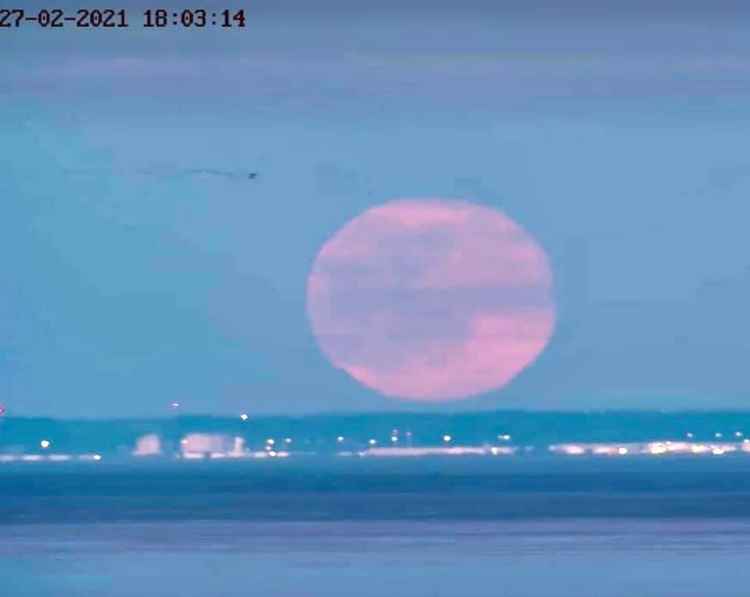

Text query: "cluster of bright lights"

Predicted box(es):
[180, 434, 289, 460]
[360, 446, 517, 457]
[0, 453, 102, 463]
[4, 428, 750, 464]
[549, 440, 750, 457]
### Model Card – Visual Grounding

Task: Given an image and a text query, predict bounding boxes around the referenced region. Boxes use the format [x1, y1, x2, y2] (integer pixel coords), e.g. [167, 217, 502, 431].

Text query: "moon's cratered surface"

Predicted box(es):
[306, 198, 556, 401]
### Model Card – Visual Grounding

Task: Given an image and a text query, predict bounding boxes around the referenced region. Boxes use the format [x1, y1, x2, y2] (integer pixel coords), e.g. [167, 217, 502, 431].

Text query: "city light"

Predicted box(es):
[9, 422, 750, 465]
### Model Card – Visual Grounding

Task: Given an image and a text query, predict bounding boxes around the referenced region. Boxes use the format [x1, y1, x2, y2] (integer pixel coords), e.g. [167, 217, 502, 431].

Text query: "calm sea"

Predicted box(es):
[2, 458, 750, 596]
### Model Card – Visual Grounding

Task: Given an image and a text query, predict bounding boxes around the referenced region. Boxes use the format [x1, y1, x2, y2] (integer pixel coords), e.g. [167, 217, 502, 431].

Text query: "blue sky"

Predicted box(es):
[3, 1, 750, 416]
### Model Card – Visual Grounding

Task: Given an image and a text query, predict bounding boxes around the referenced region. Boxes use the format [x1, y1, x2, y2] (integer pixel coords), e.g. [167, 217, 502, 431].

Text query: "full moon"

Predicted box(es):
[306, 198, 556, 401]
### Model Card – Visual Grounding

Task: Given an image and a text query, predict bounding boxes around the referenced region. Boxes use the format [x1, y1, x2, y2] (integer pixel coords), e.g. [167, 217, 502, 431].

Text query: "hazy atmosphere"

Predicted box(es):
[4, 0, 750, 417]
[6, 4, 750, 597]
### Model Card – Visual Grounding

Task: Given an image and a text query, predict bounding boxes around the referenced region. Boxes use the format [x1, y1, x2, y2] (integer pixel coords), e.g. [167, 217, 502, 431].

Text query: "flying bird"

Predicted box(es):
[64, 166, 260, 183]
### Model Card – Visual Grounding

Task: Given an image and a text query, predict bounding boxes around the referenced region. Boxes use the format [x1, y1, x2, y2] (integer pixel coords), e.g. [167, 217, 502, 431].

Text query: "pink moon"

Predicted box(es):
[306, 198, 556, 402]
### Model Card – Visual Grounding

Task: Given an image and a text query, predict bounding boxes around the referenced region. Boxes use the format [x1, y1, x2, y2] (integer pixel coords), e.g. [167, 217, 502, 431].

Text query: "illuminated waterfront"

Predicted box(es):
[4, 411, 750, 464]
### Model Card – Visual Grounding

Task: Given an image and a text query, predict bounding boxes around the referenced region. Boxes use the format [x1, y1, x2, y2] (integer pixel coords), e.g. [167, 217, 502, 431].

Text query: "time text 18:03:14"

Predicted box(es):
[0, 8, 246, 28]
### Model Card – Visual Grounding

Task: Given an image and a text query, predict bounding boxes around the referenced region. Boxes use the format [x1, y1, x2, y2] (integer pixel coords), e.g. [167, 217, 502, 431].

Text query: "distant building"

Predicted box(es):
[179, 433, 248, 459]
[133, 434, 162, 457]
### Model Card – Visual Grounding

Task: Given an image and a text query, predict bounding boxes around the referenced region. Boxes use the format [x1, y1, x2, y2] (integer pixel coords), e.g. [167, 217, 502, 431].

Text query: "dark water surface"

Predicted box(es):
[3, 459, 750, 596]
[4, 458, 750, 523]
